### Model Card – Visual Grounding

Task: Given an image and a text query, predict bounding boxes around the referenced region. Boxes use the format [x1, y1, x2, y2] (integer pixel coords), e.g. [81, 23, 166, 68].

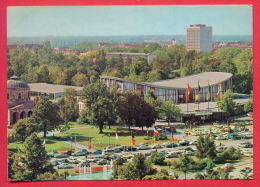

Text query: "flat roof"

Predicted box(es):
[106, 52, 153, 56]
[148, 72, 232, 89]
[28, 83, 83, 94]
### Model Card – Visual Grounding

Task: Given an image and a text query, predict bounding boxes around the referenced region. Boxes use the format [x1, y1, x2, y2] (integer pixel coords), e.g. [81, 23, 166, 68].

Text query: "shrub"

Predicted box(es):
[150, 153, 165, 165]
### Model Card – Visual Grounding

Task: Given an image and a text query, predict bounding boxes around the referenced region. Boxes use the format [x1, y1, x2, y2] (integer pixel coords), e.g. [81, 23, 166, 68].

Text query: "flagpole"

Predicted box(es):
[207, 80, 210, 109]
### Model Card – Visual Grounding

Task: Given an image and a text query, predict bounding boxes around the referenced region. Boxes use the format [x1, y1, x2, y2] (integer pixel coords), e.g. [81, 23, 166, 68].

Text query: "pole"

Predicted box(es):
[109, 133, 110, 146]
[70, 136, 72, 151]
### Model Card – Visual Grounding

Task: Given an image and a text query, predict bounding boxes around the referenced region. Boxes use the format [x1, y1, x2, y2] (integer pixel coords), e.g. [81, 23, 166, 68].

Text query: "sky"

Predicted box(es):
[7, 5, 252, 37]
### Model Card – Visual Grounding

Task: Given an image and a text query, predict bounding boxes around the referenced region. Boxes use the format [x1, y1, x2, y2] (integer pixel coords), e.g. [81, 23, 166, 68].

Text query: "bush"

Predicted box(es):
[234, 104, 245, 115]
[214, 147, 241, 164]
[150, 153, 166, 165]
[244, 100, 253, 113]
[155, 134, 168, 141]
[189, 159, 208, 171]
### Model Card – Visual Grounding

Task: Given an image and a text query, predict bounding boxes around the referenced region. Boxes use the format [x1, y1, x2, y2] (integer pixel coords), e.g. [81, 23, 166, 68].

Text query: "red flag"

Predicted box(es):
[186, 83, 191, 102]
[208, 133, 211, 138]
[227, 122, 231, 131]
[88, 137, 92, 150]
[115, 129, 119, 140]
[171, 134, 174, 143]
[131, 136, 136, 146]
[216, 83, 220, 100]
[154, 128, 159, 136]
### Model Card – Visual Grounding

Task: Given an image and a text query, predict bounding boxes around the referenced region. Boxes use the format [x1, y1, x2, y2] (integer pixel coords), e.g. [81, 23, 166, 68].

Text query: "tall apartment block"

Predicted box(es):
[186, 24, 212, 52]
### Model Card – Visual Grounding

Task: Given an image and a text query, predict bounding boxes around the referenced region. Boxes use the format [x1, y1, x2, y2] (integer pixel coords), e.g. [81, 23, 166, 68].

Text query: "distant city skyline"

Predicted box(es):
[7, 5, 252, 37]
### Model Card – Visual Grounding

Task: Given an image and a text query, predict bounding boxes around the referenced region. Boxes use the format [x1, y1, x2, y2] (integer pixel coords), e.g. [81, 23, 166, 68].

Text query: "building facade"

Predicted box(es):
[100, 72, 232, 104]
[186, 24, 212, 52]
[106, 52, 156, 65]
[7, 76, 35, 126]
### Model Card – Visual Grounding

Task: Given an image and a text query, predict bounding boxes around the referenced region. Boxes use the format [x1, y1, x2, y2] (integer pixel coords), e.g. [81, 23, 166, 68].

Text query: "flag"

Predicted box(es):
[227, 122, 231, 132]
[154, 128, 159, 136]
[195, 83, 201, 102]
[186, 83, 191, 102]
[115, 129, 119, 140]
[88, 137, 92, 150]
[208, 133, 211, 138]
[216, 83, 220, 100]
[131, 134, 136, 146]
[206, 81, 211, 101]
[74, 135, 76, 144]
[171, 133, 174, 143]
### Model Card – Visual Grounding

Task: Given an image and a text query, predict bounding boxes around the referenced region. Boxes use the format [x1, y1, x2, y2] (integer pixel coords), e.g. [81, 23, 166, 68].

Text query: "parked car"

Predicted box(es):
[190, 141, 197, 145]
[179, 140, 189, 146]
[220, 163, 234, 172]
[72, 151, 86, 156]
[238, 142, 253, 148]
[158, 150, 168, 155]
[165, 142, 178, 148]
[97, 159, 108, 165]
[48, 152, 59, 157]
[166, 152, 179, 158]
[151, 144, 164, 149]
[216, 146, 227, 153]
[68, 157, 80, 164]
[184, 151, 194, 156]
[62, 150, 73, 155]
[57, 163, 73, 169]
[137, 145, 151, 150]
[92, 150, 103, 154]
[54, 153, 69, 158]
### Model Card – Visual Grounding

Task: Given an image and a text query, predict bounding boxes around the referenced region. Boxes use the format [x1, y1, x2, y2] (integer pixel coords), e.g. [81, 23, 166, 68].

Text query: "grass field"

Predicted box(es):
[8, 123, 172, 152]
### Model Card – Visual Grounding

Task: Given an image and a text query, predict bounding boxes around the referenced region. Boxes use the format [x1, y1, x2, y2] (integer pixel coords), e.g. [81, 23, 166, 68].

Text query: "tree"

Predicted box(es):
[11, 133, 55, 181]
[244, 93, 253, 113]
[143, 169, 175, 180]
[195, 136, 216, 159]
[144, 89, 162, 118]
[113, 154, 152, 180]
[150, 153, 165, 165]
[32, 96, 63, 138]
[117, 90, 156, 131]
[216, 90, 236, 118]
[117, 91, 139, 131]
[178, 154, 192, 180]
[71, 73, 89, 86]
[10, 118, 37, 141]
[159, 100, 181, 126]
[81, 81, 117, 133]
[57, 88, 79, 123]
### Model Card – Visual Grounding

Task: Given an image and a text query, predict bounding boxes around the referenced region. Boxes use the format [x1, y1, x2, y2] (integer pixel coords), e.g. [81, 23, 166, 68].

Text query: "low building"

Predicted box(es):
[28, 83, 83, 100]
[106, 52, 156, 64]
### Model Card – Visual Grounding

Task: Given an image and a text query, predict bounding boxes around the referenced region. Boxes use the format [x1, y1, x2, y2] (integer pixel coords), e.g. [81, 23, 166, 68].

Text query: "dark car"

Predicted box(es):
[93, 150, 102, 154]
[165, 142, 178, 148]
[62, 150, 73, 155]
[179, 140, 189, 146]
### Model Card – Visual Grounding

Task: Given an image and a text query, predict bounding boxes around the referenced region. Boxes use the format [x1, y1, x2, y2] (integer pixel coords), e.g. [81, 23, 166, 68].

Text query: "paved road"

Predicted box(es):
[63, 140, 90, 151]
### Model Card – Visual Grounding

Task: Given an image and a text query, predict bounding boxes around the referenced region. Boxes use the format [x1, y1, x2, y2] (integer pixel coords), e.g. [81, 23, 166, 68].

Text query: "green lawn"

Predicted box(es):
[55, 126, 169, 150]
[8, 125, 170, 153]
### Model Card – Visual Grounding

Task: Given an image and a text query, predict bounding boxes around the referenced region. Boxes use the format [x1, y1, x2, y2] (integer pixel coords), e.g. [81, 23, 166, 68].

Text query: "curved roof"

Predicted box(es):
[7, 76, 29, 89]
[147, 72, 232, 89]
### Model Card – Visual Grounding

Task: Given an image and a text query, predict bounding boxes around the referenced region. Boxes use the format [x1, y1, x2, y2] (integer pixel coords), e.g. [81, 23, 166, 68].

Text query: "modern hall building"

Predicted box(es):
[100, 72, 232, 104]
